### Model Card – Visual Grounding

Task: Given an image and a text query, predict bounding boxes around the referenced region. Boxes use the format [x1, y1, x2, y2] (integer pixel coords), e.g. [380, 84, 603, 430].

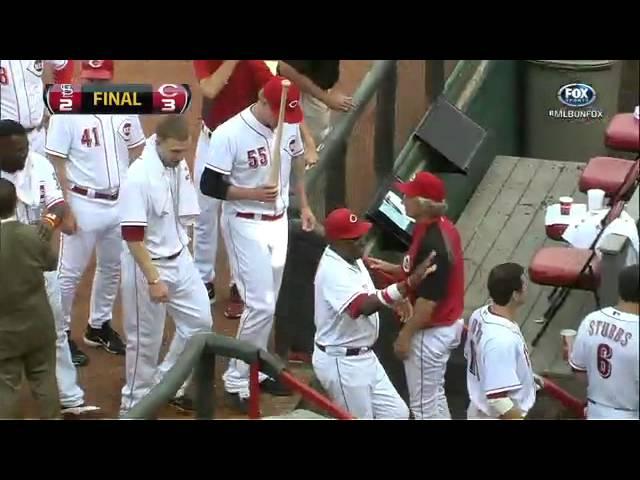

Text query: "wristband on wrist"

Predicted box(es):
[376, 282, 404, 307]
[44, 213, 61, 228]
[41, 216, 55, 229]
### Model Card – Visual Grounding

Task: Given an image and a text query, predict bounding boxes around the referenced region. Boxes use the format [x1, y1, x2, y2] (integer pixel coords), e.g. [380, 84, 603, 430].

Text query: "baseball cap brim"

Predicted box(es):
[394, 180, 421, 198]
[81, 70, 112, 80]
[342, 220, 372, 240]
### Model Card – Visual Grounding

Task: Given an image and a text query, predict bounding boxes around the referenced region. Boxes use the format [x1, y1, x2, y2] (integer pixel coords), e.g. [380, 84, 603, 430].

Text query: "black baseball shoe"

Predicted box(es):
[260, 378, 292, 397]
[170, 396, 195, 413]
[224, 392, 251, 415]
[83, 321, 126, 355]
[67, 332, 89, 367]
[204, 282, 215, 304]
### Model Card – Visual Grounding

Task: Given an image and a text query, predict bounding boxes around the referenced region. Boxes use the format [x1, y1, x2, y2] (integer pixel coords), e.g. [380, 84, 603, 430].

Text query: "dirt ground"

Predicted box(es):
[20, 60, 390, 419]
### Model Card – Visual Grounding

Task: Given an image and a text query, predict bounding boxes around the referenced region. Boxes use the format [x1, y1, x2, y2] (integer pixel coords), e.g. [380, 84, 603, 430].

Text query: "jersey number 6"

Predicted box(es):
[247, 147, 268, 169]
[596, 343, 612, 379]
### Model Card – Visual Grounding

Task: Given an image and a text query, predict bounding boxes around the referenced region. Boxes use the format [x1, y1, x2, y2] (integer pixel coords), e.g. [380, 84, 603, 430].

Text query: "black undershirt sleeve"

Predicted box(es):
[200, 168, 230, 200]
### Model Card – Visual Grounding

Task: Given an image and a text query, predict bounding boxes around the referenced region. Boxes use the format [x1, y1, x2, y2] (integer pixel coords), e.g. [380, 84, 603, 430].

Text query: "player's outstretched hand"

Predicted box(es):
[149, 280, 170, 304]
[408, 251, 437, 287]
[301, 206, 317, 232]
[253, 185, 279, 203]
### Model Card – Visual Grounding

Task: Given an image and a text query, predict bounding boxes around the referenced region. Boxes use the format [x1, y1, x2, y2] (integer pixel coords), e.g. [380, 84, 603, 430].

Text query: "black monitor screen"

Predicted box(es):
[365, 177, 415, 249]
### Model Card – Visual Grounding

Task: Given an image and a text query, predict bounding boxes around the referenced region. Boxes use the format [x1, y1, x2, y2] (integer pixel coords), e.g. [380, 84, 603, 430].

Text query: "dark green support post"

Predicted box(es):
[427, 60, 445, 102]
[374, 61, 397, 183]
[324, 139, 348, 212]
[194, 347, 216, 419]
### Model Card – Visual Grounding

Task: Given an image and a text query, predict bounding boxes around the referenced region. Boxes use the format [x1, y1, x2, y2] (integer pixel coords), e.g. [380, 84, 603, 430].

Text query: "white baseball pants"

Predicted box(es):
[403, 319, 464, 420]
[192, 128, 221, 285]
[44, 270, 84, 408]
[301, 93, 332, 146]
[58, 196, 122, 330]
[313, 348, 410, 419]
[586, 401, 639, 420]
[119, 247, 213, 412]
[27, 127, 46, 156]
[221, 212, 288, 398]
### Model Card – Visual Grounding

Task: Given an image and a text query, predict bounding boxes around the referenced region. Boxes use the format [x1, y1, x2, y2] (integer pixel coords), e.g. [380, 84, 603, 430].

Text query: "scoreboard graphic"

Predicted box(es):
[44, 83, 192, 115]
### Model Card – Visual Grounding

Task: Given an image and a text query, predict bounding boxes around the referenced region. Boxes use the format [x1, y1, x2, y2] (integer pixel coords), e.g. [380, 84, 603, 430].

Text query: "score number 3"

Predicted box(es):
[247, 147, 268, 169]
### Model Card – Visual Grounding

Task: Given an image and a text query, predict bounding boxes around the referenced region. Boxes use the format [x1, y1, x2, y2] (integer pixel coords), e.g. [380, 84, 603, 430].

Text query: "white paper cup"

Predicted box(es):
[559, 196, 573, 215]
[587, 189, 606, 211]
[560, 329, 577, 361]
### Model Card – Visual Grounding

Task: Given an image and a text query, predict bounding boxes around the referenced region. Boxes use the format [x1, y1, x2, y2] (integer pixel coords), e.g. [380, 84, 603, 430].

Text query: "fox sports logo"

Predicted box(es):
[557, 83, 597, 108]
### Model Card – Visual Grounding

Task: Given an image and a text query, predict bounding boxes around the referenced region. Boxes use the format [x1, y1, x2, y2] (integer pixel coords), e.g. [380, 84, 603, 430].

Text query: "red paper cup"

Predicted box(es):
[560, 329, 577, 361]
[559, 196, 573, 216]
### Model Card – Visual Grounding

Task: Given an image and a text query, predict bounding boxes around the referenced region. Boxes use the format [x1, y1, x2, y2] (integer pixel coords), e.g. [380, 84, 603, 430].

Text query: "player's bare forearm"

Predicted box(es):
[226, 185, 261, 202]
[278, 62, 331, 105]
[200, 60, 239, 99]
[48, 154, 70, 200]
[126, 241, 161, 284]
[300, 122, 317, 154]
[293, 156, 311, 209]
[402, 298, 435, 336]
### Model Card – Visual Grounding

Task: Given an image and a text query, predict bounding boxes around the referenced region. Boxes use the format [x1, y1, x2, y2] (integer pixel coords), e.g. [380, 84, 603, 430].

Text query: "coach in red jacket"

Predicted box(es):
[368, 172, 465, 419]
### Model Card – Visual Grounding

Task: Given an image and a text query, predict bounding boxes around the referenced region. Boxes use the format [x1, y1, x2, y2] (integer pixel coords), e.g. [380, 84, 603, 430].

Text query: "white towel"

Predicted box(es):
[634, 105, 639, 121]
[142, 135, 200, 225]
[544, 203, 588, 227]
[595, 212, 639, 257]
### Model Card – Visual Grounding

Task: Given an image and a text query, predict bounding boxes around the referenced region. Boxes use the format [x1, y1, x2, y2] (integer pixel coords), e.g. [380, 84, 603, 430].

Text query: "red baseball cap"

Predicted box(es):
[81, 60, 114, 80]
[324, 208, 372, 241]
[394, 172, 446, 202]
[263, 76, 303, 124]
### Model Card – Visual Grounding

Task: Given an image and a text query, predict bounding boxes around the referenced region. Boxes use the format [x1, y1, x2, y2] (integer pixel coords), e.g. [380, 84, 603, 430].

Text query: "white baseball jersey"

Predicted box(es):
[0, 60, 69, 128]
[1, 152, 64, 224]
[204, 106, 304, 216]
[314, 247, 379, 349]
[570, 307, 639, 419]
[465, 305, 536, 418]
[119, 136, 199, 259]
[45, 114, 145, 192]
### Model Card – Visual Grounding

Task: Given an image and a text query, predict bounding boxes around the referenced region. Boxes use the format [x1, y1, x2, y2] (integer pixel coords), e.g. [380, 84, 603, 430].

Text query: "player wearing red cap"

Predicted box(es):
[368, 172, 465, 419]
[312, 208, 438, 419]
[191, 61, 318, 320]
[200, 76, 317, 413]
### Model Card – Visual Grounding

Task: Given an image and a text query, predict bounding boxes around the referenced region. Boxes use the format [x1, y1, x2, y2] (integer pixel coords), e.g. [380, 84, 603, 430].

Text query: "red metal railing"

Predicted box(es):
[248, 361, 354, 420]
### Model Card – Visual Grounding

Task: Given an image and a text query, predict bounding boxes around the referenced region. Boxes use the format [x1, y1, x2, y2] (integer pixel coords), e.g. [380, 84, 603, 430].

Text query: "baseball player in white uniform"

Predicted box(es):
[465, 263, 537, 420]
[569, 263, 639, 420]
[46, 60, 145, 361]
[200, 76, 317, 413]
[1, 60, 74, 155]
[313, 208, 437, 419]
[0, 119, 97, 415]
[118, 116, 213, 414]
